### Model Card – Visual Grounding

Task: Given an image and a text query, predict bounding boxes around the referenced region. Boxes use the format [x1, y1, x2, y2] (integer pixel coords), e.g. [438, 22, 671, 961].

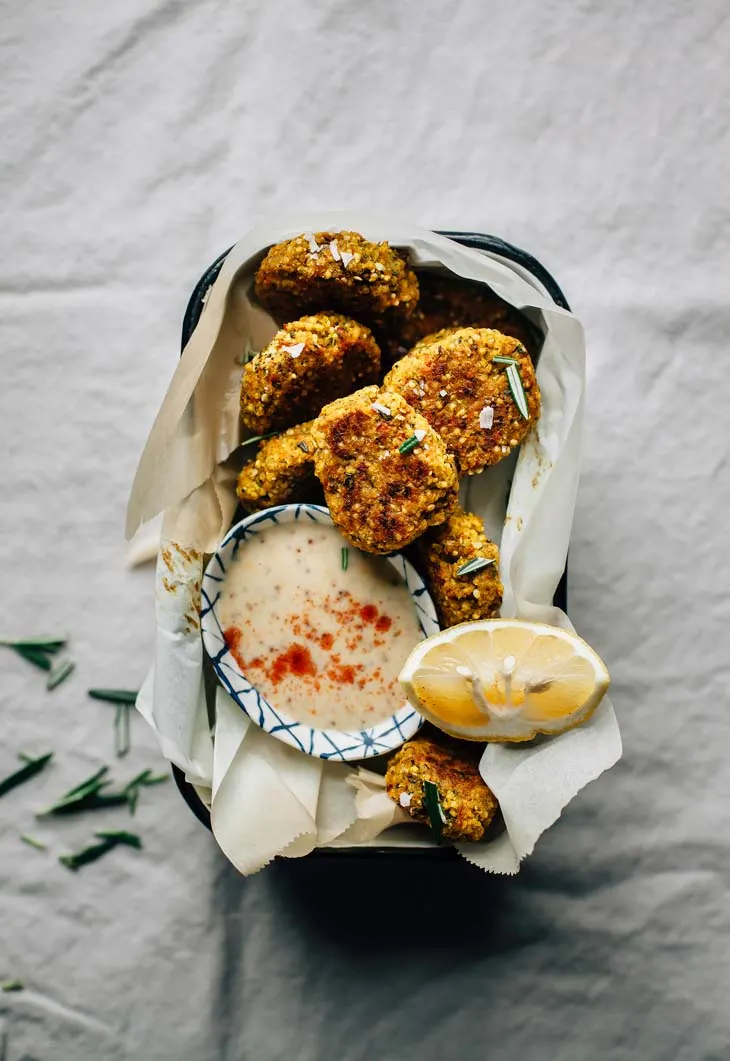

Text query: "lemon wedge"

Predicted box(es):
[399, 619, 610, 742]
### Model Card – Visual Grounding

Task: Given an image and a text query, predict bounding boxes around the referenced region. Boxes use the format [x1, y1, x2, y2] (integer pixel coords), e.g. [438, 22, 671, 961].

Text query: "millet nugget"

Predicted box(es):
[240, 312, 380, 434]
[382, 272, 540, 365]
[384, 327, 541, 475]
[254, 231, 419, 327]
[236, 421, 318, 512]
[311, 386, 458, 555]
[385, 737, 498, 842]
[415, 507, 503, 628]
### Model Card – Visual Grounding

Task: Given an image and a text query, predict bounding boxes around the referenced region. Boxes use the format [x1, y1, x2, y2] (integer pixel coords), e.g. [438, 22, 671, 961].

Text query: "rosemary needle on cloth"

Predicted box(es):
[0, 752, 53, 799]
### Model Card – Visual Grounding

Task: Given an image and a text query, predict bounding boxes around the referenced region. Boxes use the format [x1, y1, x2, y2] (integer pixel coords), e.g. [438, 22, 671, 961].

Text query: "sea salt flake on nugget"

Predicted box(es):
[479, 405, 494, 429]
[311, 385, 458, 555]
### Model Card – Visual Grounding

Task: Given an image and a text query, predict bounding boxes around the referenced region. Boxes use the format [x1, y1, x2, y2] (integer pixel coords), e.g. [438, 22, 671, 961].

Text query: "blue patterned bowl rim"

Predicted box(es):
[200, 503, 440, 762]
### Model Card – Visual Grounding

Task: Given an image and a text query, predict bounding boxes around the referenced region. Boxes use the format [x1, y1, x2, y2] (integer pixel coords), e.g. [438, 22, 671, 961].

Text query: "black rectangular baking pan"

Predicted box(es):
[172, 229, 571, 858]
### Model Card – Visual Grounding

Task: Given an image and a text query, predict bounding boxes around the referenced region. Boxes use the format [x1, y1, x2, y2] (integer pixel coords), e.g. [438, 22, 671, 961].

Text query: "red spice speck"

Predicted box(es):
[223, 626, 246, 669]
[320, 632, 335, 651]
[327, 662, 358, 685]
[360, 604, 378, 623]
[270, 643, 318, 685]
[375, 614, 392, 633]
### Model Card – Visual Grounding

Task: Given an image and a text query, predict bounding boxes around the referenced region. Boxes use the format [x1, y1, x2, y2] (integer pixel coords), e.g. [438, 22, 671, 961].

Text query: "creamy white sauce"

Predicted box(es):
[217, 521, 423, 730]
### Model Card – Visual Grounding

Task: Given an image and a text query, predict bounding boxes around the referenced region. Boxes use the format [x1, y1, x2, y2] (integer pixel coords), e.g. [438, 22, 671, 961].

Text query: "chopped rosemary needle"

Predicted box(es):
[94, 830, 142, 848]
[20, 833, 47, 851]
[0, 637, 66, 652]
[46, 659, 75, 691]
[87, 688, 138, 705]
[37, 767, 113, 816]
[341, 547, 349, 571]
[10, 645, 53, 671]
[124, 767, 168, 813]
[296, 440, 310, 453]
[40, 762, 167, 819]
[1, 637, 68, 673]
[123, 768, 169, 791]
[1, 979, 24, 992]
[88, 691, 137, 757]
[62, 765, 110, 799]
[240, 431, 278, 449]
[492, 355, 518, 365]
[0, 752, 53, 799]
[143, 772, 170, 786]
[114, 703, 131, 758]
[422, 780, 446, 844]
[456, 557, 496, 578]
[235, 340, 259, 366]
[59, 830, 142, 872]
[398, 434, 423, 455]
[506, 363, 530, 420]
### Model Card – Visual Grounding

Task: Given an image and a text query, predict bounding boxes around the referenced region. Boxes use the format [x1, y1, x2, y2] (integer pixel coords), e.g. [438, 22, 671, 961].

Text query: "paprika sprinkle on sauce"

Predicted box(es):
[217, 520, 424, 729]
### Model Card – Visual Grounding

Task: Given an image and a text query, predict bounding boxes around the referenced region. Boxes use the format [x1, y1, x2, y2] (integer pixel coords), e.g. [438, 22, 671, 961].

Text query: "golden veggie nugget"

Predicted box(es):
[384, 327, 541, 474]
[254, 231, 419, 326]
[385, 737, 498, 842]
[311, 386, 458, 555]
[236, 422, 318, 512]
[416, 508, 502, 627]
[383, 272, 540, 364]
[240, 312, 380, 434]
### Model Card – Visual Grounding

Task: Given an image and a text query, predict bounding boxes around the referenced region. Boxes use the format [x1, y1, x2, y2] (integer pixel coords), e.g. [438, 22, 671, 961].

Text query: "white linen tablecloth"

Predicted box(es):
[1, 2, 728, 1058]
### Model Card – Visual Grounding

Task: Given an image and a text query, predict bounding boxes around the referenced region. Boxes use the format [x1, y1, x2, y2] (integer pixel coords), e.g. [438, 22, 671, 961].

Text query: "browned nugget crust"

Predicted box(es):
[240, 312, 380, 434]
[382, 272, 540, 365]
[236, 422, 317, 511]
[311, 386, 458, 554]
[254, 231, 419, 326]
[416, 508, 503, 627]
[384, 328, 541, 475]
[385, 737, 498, 842]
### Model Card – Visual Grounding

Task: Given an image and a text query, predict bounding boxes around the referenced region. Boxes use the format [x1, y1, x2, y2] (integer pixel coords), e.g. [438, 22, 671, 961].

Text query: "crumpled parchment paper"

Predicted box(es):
[130, 213, 621, 874]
